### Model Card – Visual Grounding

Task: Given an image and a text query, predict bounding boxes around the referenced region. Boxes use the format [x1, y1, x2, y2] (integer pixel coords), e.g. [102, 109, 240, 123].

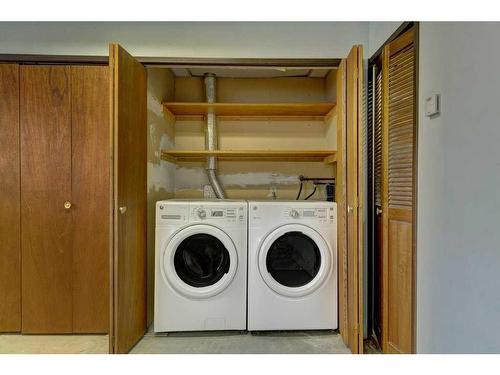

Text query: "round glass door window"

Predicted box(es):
[266, 231, 321, 287]
[174, 233, 231, 287]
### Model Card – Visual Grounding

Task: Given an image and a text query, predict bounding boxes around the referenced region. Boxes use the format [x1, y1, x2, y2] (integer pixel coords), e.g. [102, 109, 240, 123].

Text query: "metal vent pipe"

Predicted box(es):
[204, 73, 226, 199]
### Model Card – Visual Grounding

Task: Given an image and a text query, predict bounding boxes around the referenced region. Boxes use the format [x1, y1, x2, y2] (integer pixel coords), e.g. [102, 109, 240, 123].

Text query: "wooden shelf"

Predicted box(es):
[163, 102, 335, 120]
[161, 150, 337, 164]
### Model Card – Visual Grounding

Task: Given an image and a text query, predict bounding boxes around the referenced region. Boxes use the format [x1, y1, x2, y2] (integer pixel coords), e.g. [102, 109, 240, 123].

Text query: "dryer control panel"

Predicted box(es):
[283, 207, 335, 224]
[249, 202, 336, 225]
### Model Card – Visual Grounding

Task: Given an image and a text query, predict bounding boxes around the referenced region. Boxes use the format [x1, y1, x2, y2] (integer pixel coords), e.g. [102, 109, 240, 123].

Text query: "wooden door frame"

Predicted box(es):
[376, 26, 418, 354]
[0, 53, 340, 68]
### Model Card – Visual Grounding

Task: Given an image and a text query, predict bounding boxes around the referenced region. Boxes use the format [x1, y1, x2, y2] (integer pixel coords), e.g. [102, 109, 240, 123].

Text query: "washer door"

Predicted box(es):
[258, 224, 331, 298]
[163, 224, 238, 299]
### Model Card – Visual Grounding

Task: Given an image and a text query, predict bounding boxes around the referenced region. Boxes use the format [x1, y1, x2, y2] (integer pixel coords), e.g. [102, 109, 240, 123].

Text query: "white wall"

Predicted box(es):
[417, 22, 500, 353]
[0, 22, 367, 58]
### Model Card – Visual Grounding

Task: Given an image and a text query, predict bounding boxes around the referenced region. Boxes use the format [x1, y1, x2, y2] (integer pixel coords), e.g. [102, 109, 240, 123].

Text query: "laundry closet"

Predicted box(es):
[0, 43, 365, 354]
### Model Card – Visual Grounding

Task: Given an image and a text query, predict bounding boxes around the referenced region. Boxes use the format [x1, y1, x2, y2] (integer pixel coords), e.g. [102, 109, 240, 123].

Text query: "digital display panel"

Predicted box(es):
[212, 211, 223, 217]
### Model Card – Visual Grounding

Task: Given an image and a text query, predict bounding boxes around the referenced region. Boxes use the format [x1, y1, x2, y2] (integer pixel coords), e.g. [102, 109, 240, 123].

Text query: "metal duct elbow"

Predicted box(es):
[204, 73, 226, 199]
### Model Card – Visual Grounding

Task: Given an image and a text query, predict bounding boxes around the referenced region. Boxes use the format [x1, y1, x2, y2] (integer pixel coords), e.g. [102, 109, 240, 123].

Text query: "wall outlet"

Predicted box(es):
[203, 184, 216, 199]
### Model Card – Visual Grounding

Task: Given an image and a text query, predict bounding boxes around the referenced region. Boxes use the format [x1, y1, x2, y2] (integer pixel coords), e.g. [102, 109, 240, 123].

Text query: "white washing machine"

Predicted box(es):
[247, 200, 337, 331]
[154, 199, 247, 332]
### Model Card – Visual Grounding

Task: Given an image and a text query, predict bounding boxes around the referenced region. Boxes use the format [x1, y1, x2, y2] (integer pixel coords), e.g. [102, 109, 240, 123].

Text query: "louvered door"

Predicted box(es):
[381, 29, 416, 354]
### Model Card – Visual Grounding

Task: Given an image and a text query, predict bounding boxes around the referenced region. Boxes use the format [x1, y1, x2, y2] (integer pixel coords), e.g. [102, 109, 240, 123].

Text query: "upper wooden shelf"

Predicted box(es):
[161, 150, 337, 164]
[163, 102, 336, 120]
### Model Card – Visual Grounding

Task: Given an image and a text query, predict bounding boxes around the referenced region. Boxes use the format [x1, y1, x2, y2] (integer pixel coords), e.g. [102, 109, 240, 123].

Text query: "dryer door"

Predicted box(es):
[258, 224, 332, 298]
[162, 224, 238, 299]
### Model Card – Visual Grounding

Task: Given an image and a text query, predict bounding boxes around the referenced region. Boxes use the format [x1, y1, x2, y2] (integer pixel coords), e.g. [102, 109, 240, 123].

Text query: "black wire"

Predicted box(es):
[304, 185, 317, 200]
[296, 182, 303, 200]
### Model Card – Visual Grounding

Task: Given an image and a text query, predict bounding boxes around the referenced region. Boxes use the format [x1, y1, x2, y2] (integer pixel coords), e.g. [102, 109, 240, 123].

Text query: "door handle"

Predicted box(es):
[64, 201, 72, 210]
[119, 206, 127, 214]
[376, 207, 382, 215]
[347, 205, 353, 213]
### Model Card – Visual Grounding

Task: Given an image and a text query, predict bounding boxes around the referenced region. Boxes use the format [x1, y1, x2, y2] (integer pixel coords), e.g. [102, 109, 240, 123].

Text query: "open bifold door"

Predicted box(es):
[381, 28, 416, 354]
[337, 45, 364, 354]
[109, 44, 148, 354]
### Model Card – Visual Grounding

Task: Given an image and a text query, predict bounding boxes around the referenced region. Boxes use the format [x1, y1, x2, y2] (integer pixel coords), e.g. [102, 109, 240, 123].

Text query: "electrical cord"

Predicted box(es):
[296, 182, 303, 200]
[304, 185, 317, 200]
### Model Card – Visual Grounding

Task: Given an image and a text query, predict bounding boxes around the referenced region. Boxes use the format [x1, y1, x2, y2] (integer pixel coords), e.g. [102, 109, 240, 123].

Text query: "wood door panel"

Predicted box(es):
[342, 45, 364, 354]
[336, 59, 348, 342]
[110, 44, 147, 353]
[71, 66, 110, 333]
[387, 217, 412, 353]
[381, 28, 416, 354]
[374, 213, 383, 340]
[20, 65, 73, 333]
[0, 64, 21, 332]
[346, 46, 359, 353]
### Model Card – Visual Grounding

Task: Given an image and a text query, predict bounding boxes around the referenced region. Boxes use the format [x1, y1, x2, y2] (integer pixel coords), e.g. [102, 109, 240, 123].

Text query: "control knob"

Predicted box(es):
[290, 209, 300, 219]
[197, 209, 207, 219]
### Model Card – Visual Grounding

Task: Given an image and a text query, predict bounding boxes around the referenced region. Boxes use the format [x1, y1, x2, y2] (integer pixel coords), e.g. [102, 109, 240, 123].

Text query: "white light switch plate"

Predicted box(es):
[425, 94, 440, 117]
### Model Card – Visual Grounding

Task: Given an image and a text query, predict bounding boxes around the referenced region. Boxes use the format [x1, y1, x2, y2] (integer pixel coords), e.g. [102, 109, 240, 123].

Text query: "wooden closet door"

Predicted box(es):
[336, 59, 348, 346]
[109, 44, 147, 353]
[338, 45, 364, 354]
[20, 65, 73, 333]
[71, 66, 110, 333]
[0, 64, 21, 332]
[381, 29, 416, 354]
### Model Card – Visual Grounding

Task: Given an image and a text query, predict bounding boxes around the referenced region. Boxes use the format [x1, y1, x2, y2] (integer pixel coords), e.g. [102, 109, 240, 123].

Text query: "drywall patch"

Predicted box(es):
[174, 166, 300, 191]
[221, 172, 299, 187]
[147, 132, 175, 193]
[147, 91, 165, 118]
[148, 161, 175, 193]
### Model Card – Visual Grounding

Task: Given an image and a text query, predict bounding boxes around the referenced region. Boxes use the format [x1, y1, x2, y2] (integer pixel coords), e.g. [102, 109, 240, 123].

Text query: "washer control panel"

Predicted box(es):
[156, 203, 247, 225]
[157, 204, 189, 224]
[192, 206, 246, 223]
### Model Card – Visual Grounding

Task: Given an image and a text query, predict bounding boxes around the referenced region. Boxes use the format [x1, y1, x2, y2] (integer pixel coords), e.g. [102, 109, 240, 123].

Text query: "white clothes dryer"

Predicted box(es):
[247, 201, 337, 331]
[154, 199, 247, 332]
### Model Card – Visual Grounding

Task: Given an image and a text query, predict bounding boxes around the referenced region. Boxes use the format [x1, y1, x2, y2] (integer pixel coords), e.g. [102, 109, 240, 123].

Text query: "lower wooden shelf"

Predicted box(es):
[161, 150, 337, 164]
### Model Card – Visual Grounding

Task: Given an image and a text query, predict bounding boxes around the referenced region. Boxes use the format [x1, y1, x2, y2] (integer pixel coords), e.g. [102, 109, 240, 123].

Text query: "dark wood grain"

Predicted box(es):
[0, 64, 21, 332]
[71, 66, 110, 333]
[109, 44, 147, 353]
[20, 65, 73, 333]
